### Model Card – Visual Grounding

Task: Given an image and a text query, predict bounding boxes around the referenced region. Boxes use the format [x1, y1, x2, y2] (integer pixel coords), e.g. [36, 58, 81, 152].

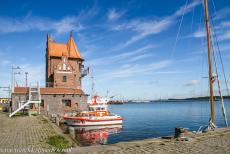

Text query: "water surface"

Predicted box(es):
[69, 100, 230, 145]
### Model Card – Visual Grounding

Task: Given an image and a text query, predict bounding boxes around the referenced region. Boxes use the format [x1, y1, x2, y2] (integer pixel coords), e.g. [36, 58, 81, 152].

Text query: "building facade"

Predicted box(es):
[12, 34, 88, 116]
[0, 98, 9, 103]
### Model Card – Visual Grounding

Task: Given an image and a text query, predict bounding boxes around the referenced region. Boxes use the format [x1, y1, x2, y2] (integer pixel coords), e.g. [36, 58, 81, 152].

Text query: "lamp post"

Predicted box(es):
[13, 72, 21, 88]
[11, 66, 21, 93]
[25, 72, 28, 87]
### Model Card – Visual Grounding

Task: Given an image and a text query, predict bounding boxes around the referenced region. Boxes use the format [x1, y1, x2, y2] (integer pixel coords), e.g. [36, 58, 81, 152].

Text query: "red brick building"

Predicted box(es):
[12, 34, 88, 116]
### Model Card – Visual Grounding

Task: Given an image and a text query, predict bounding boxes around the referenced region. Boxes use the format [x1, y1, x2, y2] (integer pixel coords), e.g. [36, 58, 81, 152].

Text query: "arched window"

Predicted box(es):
[63, 64, 67, 70]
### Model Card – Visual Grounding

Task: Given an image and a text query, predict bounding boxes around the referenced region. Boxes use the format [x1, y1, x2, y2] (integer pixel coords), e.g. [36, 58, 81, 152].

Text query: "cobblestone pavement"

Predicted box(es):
[72, 128, 230, 154]
[0, 112, 58, 154]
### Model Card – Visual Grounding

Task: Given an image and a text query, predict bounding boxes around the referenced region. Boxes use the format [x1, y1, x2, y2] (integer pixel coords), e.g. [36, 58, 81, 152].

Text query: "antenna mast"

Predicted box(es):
[91, 69, 95, 98]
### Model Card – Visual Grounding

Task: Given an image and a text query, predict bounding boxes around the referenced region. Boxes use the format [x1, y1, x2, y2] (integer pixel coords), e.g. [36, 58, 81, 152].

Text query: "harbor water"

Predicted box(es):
[68, 100, 230, 146]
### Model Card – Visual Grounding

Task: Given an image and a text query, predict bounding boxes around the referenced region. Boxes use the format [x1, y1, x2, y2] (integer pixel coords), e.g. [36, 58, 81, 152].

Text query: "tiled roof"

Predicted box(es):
[13, 87, 84, 95]
[47, 35, 83, 60]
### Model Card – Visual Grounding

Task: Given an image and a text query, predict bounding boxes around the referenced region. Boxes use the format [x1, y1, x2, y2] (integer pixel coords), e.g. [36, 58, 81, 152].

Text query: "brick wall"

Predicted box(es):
[11, 93, 27, 111]
[12, 93, 88, 116]
[46, 56, 83, 89]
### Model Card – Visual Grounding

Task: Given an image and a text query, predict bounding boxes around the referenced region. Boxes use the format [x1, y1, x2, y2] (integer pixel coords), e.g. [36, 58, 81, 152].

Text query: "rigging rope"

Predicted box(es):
[171, 0, 189, 58]
[190, 5, 195, 32]
[211, 39, 228, 127]
[209, 0, 229, 126]
[210, 0, 230, 98]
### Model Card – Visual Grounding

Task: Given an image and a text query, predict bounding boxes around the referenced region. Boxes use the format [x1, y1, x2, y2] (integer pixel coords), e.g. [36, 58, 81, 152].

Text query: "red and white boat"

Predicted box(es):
[64, 96, 123, 126]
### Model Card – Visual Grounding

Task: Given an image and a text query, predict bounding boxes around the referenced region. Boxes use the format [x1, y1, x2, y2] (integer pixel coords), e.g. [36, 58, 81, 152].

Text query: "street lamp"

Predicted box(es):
[11, 66, 21, 93]
[25, 72, 28, 87]
[13, 72, 21, 88]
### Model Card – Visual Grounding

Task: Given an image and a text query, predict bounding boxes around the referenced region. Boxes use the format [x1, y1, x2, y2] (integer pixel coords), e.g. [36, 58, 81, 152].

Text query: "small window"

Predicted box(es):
[62, 76, 67, 82]
[41, 100, 44, 107]
[63, 64, 67, 70]
[62, 99, 71, 107]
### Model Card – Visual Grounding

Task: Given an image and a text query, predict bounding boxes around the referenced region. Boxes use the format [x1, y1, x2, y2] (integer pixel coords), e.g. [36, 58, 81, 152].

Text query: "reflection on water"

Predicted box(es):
[69, 125, 122, 146]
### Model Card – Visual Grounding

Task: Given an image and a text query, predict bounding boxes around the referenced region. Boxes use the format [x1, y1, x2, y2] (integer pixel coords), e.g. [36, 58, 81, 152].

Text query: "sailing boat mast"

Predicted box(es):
[204, 0, 215, 126]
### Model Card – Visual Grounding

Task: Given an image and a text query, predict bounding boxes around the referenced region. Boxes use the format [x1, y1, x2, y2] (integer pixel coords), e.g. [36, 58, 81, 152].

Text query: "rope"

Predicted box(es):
[211, 38, 228, 127]
[171, 0, 189, 58]
[210, 0, 230, 97]
[190, 5, 195, 32]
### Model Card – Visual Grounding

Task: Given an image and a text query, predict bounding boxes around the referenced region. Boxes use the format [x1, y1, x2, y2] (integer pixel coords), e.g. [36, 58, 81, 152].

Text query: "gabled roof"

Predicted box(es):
[67, 36, 82, 58]
[47, 34, 83, 60]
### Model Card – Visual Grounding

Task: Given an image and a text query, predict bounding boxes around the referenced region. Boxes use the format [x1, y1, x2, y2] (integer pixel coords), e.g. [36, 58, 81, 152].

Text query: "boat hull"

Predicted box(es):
[64, 117, 123, 126]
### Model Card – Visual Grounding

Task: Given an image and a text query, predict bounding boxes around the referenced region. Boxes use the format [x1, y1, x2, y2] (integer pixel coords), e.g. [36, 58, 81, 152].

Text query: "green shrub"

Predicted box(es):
[47, 135, 69, 149]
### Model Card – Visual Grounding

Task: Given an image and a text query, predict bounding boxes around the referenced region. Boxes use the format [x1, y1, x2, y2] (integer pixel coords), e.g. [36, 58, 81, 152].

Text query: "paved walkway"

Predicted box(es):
[0, 112, 59, 153]
[72, 128, 230, 154]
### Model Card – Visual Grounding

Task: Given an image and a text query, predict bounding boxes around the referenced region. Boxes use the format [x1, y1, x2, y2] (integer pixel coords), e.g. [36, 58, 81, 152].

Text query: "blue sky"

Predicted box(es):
[0, 0, 230, 100]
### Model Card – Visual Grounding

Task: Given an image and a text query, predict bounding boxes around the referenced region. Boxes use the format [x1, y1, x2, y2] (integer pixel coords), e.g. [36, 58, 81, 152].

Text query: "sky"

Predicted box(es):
[0, 0, 230, 100]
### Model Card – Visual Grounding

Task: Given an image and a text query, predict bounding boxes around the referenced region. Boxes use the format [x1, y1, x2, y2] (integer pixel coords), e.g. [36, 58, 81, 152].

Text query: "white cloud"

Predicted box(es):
[187, 20, 230, 40]
[111, 1, 201, 47]
[0, 4, 99, 34]
[126, 54, 151, 62]
[222, 45, 230, 51]
[0, 59, 11, 66]
[154, 71, 187, 74]
[0, 15, 84, 34]
[53, 16, 84, 34]
[173, 0, 201, 17]
[123, 19, 172, 47]
[213, 7, 230, 20]
[98, 60, 172, 79]
[87, 44, 155, 66]
[107, 9, 124, 21]
[219, 30, 230, 41]
[192, 30, 206, 38]
[221, 21, 230, 27]
[184, 80, 199, 87]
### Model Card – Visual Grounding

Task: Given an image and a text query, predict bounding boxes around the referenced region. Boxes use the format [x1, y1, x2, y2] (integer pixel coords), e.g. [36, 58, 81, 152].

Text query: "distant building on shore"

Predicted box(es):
[12, 34, 88, 116]
[0, 98, 9, 103]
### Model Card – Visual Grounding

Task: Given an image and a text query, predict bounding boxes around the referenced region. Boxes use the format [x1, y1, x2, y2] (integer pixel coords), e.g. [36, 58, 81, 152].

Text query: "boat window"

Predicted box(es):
[96, 107, 100, 110]
[82, 114, 88, 117]
[89, 107, 95, 111]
